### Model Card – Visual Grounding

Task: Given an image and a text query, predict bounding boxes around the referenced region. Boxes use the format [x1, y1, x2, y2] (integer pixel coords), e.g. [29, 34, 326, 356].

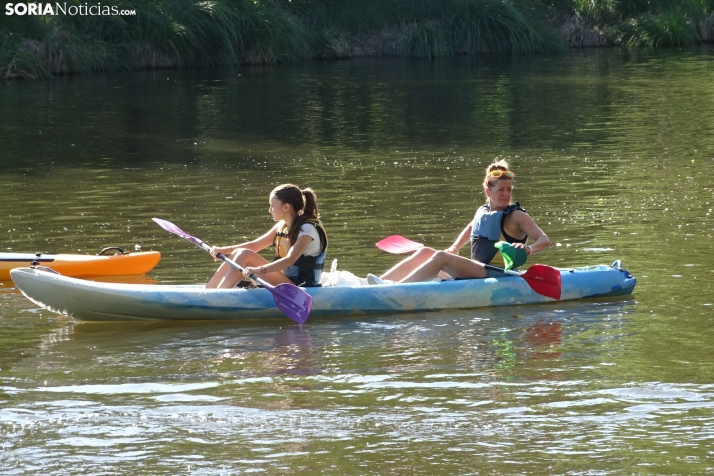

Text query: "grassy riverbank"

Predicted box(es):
[2, 0, 713, 79]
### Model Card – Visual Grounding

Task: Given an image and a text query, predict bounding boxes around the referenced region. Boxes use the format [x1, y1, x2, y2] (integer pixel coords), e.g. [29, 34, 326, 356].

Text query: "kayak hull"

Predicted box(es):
[10, 263, 636, 322]
[0, 251, 161, 280]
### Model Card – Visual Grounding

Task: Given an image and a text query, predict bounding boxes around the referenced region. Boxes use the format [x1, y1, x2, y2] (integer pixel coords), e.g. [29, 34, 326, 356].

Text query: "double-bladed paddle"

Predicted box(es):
[376, 235, 562, 300]
[153, 218, 312, 324]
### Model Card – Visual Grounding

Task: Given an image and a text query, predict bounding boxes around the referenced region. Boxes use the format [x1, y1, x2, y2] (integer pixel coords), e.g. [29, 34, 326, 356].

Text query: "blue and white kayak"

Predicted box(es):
[10, 262, 636, 322]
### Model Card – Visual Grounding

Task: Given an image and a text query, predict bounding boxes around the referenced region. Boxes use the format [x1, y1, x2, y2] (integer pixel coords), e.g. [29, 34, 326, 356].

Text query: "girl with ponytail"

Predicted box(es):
[206, 184, 328, 289]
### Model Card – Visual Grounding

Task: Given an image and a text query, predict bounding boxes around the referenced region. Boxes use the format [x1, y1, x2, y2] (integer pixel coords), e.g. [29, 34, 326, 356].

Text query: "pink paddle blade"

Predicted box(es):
[376, 235, 424, 254]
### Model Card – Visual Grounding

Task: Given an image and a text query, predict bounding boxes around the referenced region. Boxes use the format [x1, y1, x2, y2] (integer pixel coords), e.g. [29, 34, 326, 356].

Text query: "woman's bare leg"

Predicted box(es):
[380, 247, 438, 281]
[401, 251, 487, 283]
[205, 248, 292, 289]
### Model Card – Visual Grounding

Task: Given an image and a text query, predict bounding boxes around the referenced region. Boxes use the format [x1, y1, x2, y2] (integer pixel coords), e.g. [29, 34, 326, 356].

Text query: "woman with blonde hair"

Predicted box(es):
[206, 184, 327, 289]
[368, 159, 550, 284]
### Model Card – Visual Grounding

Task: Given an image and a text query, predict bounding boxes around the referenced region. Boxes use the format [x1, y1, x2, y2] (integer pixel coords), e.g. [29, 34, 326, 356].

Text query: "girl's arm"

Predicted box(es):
[210, 223, 280, 258]
[267, 234, 312, 271]
[243, 233, 313, 277]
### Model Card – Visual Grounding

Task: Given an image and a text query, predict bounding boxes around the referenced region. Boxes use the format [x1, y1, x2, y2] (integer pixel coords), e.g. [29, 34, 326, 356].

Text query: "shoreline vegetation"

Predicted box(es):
[2, 0, 714, 80]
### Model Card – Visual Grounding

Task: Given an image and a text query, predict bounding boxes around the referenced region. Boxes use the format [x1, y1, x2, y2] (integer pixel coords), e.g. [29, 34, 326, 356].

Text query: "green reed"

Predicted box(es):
[447, 0, 564, 54]
[1, 0, 713, 80]
[553, 0, 713, 47]
[293, 0, 564, 56]
[396, 22, 452, 58]
[1, 0, 316, 78]
[619, 11, 700, 47]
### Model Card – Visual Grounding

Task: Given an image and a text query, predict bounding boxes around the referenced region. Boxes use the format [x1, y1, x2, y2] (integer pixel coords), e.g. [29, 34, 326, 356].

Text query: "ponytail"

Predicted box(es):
[271, 184, 321, 246]
[289, 187, 319, 245]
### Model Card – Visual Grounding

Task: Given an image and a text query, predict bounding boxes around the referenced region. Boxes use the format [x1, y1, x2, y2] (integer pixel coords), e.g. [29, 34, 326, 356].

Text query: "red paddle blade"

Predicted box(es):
[272, 284, 313, 324]
[521, 264, 562, 300]
[376, 235, 424, 254]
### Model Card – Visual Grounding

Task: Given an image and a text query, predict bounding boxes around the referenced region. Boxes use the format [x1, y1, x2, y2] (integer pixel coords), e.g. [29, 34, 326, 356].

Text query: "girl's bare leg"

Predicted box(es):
[401, 251, 487, 283]
[381, 247, 438, 281]
[205, 248, 292, 289]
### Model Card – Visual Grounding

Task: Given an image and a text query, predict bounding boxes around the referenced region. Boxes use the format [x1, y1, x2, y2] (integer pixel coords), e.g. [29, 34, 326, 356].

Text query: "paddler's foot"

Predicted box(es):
[367, 274, 394, 285]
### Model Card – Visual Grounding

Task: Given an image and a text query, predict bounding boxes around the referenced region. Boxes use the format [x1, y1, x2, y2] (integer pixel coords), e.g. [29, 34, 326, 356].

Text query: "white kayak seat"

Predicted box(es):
[319, 259, 368, 287]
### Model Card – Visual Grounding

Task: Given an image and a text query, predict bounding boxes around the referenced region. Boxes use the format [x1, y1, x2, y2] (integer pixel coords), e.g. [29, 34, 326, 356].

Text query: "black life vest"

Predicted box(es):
[273, 219, 328, 287]
[470, 203, 527, 265]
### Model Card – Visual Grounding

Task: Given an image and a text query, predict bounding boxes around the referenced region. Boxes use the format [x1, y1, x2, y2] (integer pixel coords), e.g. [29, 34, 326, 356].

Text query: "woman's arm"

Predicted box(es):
[445, 223, 473, 254]
[513, 212, 551, 255]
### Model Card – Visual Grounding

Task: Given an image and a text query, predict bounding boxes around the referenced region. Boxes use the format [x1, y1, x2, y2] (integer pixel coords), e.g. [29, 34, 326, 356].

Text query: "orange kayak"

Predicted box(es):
[0, 248, 160, 280]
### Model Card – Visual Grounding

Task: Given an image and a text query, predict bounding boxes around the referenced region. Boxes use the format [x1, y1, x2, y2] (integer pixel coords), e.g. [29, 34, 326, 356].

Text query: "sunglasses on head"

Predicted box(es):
[488, 169, 515, 179]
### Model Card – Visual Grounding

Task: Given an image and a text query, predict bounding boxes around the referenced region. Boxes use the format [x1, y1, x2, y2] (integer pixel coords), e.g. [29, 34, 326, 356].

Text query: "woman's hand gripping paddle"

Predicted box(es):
[375, 235, 562, 300]
[153, 218, 312, 324]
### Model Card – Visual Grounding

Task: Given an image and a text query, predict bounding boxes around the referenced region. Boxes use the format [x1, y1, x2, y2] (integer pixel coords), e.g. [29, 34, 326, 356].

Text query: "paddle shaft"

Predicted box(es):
[483, 262, 524, 277]
[193, 240, 276, 290]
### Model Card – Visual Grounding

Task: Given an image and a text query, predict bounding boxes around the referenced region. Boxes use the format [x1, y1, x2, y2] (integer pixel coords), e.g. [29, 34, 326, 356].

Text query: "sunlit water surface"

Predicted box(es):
[1, 47, 713, 474]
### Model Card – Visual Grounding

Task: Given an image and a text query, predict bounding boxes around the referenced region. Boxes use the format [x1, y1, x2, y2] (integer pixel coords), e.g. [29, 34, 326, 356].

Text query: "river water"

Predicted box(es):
[1, 47, 713, 474]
